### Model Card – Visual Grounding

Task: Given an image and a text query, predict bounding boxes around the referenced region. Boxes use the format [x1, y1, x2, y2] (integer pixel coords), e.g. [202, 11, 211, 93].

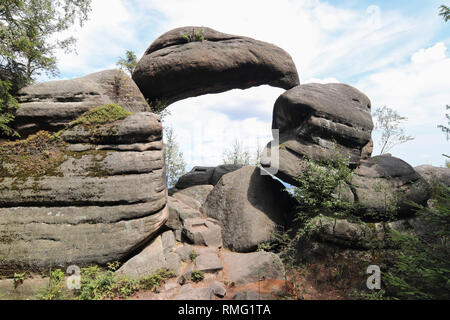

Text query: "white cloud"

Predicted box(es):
[357, 42, 450, 166]
[162, 86, 279, 167]
[51, 0, 156, 78]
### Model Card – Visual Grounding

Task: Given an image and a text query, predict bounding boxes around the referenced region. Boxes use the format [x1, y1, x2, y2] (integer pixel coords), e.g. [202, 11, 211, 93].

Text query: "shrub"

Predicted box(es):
[180, 28, 205, 43]
[140, 269, 176, 291]
[0, 79, 19, 137]
[36, 265, 177, 300]
[35, 268, 72, 300]
[190, 271, 205, 283]
[260, 151, 358, 267]
[380, 183, 450, 299]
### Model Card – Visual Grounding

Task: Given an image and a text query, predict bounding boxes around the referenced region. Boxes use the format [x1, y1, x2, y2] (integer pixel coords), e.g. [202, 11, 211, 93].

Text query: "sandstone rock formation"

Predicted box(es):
[222, 251, 285, 284]
[132, 26, 300, 106]
[13, 69, 149, 138]
[261, 83, 373, 186]
[116, 233, 181, 278]
[203, 166, 296, 252]
[174, 164, 242, 189]
[415, 164, 450, 187]
[0, 110, 167, 273]
[169, 185, 214, 207]
[310, 215, 387, 249]
[349, 155, 430, 221]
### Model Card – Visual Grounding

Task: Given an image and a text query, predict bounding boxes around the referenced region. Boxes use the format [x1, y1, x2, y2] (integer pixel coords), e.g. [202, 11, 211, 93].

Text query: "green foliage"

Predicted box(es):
[180, 28, 205, 43]
[36, 265, 176, 300]
[140, 269, 176, 291]
[0, 78, 19, 137]
[294, 152, 354, 221]
[36, 268, 71, 300]
[190, 270, 205, 283]
[50, 268, 65, 283]
[260, 151, 357, 267]
[438, 105, 450, 141]
[77, 267, 118, 300]
[373, 106, 414, 154]
[106, 261, 120, 272]
[0, 0, 92, 85]
[164, 126, 187, 188]
[189, 250, 198, 262]
[13, 272, 25, 286]
[69, 103, 132, 127]
[116, 50, 137, 75]
[0, 0, 91, 138]
[440, 4, 450, 22]
[369, 178, 405, 221]
[380, 183, 450, 299]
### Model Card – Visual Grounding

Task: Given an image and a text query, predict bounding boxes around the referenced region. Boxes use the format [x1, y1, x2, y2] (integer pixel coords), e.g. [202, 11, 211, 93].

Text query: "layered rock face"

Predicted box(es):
[132, 26, 300, 106]
[349, 155, 430, 221]
[261, 83, 373, 186]
[0, 112, 167, 273]
[203, 166, 296, 252]
[13, 69, 149, 138]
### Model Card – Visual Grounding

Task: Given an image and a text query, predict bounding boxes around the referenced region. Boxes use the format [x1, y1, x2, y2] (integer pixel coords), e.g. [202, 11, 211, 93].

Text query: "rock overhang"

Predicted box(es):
[132, 26, 300, 106]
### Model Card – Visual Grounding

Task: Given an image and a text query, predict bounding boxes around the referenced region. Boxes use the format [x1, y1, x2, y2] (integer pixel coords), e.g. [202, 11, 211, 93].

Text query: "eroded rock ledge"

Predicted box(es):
[132, 26, 300, 106]
[0, 111, 167, 274]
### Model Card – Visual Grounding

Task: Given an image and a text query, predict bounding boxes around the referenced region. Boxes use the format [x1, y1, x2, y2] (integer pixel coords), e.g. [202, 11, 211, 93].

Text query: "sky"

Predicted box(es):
[49, 0, 450, 170]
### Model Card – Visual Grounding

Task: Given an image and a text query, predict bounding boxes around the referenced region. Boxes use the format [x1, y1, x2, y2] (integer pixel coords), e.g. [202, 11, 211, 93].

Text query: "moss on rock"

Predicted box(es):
[69, 103, 132, 127]
[0, 131, 67, 181]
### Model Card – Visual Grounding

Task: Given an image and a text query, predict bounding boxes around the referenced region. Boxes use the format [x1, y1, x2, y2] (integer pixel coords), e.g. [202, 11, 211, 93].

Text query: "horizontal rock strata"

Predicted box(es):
[0, 112, 167, 273]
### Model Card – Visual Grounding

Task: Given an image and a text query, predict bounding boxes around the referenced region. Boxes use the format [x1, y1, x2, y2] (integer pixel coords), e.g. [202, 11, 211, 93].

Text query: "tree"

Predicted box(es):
[439, 4, 450, 22]
[438, 105, 450, 140]
[0, 0, 92, 86]
[381, 183, 450, 299]
[116, 50, 137, 76]
[373, 106, 414, 155]
[164, 126, 187, 188]
[0, 78, 19, 137]
[150, 97, 185, 188]
[0, 0, 92, 136]
[222, 138, 252, 165]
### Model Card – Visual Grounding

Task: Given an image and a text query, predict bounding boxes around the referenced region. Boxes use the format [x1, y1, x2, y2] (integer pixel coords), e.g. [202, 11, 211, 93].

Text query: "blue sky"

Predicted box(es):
[50, 0, 450, 170]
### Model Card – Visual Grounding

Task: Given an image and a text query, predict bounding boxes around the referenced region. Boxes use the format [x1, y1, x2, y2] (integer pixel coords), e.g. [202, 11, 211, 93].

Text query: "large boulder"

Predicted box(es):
[174, 164, 242, 189]
[170, 185, 214, 206]
[116, 234, 181, 278]
[221, 252, 285, 284]
[414, 165, 450, 187]
[349, 155, 430, 221]
[203, 166, 296, 252]
[0, 110, 168, 274]
[261, 83, 373, 186]
[310, 215, 387, 249]
[13, 69, 149, 138]
[132, 26, 299, 106]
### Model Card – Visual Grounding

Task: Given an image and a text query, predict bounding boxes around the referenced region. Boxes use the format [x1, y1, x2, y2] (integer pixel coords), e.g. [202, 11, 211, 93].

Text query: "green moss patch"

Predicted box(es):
[0, 131, 67, 181]
[69, 103, 132, 127]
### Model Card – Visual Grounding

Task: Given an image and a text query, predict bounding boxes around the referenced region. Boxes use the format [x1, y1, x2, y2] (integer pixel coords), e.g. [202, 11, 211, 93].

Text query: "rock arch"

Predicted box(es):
[132, 26, 300, 106]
